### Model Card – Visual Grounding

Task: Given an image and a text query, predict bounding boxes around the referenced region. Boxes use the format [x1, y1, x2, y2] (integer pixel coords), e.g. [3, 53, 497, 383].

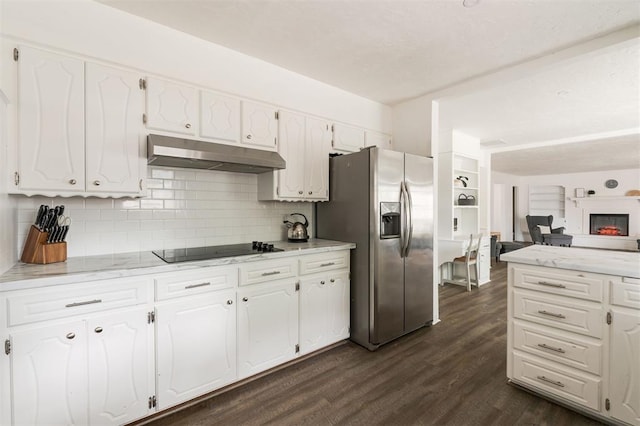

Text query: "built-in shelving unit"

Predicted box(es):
[529, 185, 565, 219]
[438, 152, 479, 239]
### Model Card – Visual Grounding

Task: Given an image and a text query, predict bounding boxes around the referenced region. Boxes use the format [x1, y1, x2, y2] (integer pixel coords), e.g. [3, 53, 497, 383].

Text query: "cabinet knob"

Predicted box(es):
[93, 180, 101, 186]
[242, 297, 248, 302]
[330, 279, 335, 283]
[69, 179, 77, 185]
[66, 332, 75, 340]
[298, 191, 303, 195]
[320, 280, 325, 285]
[246, 134, 252, 140]
[308, 191, 312, 195]
[94, 327, 103, 333]
[185, 123, 191, 129]
[227, 300, 233, 305]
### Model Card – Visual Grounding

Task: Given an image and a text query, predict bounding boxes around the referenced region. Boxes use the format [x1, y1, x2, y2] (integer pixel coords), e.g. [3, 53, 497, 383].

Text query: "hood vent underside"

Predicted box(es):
[147, 134, 285, 174]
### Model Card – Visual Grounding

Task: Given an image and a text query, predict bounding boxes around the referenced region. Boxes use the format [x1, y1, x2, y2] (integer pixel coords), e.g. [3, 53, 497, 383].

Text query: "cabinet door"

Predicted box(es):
[326, 271, 350, 344]
[200, 90, 241, 143]
[332, 123, 364, 152]
[237, 280, 299, 379]
[145, 77, 197, 135]
[18, 45, 85, 192]
[276, 111, 305, 199]
[609, 308, 640, 425]
[241, 100, 278, 150]
[299, 276, 330, 355]
[304, 116, 331, 200]
[11, 321, 88, 426]
[87, 307, 152, 425]
[365, 131, 392, 149]
[86, 63, 143, 194]
[156, 290, 236, 409]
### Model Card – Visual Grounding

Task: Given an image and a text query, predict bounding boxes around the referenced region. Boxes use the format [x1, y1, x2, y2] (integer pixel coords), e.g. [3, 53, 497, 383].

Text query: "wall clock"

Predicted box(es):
[605, 179, 618, 189]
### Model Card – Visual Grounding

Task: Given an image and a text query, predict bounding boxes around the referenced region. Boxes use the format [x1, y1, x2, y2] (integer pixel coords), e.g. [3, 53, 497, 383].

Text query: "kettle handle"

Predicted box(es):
[291, 213, 308, 227]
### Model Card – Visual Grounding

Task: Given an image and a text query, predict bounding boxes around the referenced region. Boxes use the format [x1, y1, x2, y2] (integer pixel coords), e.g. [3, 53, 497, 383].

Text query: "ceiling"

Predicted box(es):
[99, 0, 640, 175]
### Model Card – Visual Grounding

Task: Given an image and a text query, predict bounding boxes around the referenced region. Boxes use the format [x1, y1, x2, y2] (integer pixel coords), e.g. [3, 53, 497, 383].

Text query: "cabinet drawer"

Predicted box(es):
[239, 258, 297, 286]
[299, 251, 349, 275]
[512, 265, 604, 302]
[611, 276, 640, 309]
[7, 277, 151, 326]
[155, 266, 237, 301]
[513, 289, 603, 338]
[512, 352, 601, 411]
[513, 320, 603, 375]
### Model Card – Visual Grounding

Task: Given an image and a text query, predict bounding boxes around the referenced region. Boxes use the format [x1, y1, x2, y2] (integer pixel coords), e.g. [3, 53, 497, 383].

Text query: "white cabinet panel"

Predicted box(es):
[200, 90, 241, 143]
[326, 271, 350, 343]
[11, 320, 88, 426]
[277, 111, 306, 199]
[513, 265, 605, 302]
[87, 307, 152, 425]
[609, 308, 640, 425]
[237, 280, 298, 379]
[86, 63, 143, 194]
[304, 116, 330, 200]
[156, 290, 236, 409]
[17, 45, 85, 192]
[365, 131, 392, 149]
[241, 100, 278, 150]
[332, 123, 364, 152]
[145, 77, 197, 135]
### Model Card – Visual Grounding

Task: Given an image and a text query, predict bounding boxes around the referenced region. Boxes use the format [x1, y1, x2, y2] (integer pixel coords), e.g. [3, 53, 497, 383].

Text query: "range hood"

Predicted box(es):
[147, 134, 285, 173]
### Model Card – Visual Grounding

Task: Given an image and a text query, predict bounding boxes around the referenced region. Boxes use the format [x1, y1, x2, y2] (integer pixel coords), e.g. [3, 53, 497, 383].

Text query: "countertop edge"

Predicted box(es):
[0, 240, 356, 292]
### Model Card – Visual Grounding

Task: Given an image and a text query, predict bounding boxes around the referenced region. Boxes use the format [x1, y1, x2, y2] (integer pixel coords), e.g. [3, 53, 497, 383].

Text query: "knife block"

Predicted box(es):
[20, 225, 67, 264]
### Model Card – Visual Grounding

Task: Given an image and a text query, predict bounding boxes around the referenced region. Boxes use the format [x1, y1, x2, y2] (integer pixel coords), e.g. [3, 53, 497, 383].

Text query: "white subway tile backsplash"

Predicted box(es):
[15, 166, 313, 258]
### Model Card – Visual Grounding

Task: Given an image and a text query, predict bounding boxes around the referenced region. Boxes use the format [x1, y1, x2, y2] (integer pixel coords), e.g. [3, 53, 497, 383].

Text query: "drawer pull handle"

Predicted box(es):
[66, 332, 75, 340]
[537, 343, 566, 353]
[261, 271, 281, 276]
[537, 310, 566, 319]
[536, 375, 565, 388]
[536, 281, 566, 289]
[66, 299, 102, 308]
[320, 262, 335, 267]
[185, 282, 211, 289]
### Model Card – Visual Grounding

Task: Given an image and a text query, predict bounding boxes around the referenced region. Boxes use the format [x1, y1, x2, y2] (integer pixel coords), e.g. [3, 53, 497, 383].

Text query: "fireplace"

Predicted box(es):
[589, 213, 629, 236]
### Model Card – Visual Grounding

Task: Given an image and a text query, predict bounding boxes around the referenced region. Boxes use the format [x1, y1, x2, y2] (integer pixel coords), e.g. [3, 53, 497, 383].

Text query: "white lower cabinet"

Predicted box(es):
[155, 289, 236, 409]
[237, 280, 299, 379]
[299, 271, 350, 355]
[507, 264, 640, 426]
[11, 306, 152, 426]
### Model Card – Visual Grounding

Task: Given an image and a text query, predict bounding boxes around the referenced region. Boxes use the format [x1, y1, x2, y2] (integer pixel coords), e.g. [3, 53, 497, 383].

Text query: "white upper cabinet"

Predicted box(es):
[145, 77, 197, 135]
[199, 90, 241, 143]
[86, 63, 143, 194]
[365, 131, 393, 150]
[332, 123, 365, 153]
[17, 45, 85, 192]
[277, 111, 306, 198]
[241, 100, 278, 150]
[304, 116, 331, 199]
[13, 46, 145, 197]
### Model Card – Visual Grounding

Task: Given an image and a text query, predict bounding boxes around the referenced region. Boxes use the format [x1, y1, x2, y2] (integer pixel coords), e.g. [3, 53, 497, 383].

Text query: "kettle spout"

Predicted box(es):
[283, 220, 293, 228]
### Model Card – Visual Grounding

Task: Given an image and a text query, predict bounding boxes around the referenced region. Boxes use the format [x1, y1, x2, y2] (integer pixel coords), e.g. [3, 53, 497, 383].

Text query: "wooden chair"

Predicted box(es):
[443, 234, 481, 292]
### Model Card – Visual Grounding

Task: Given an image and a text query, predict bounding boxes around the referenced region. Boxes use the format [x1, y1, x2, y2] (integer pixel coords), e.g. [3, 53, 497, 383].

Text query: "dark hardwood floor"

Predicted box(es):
[142, 261, 603, 426]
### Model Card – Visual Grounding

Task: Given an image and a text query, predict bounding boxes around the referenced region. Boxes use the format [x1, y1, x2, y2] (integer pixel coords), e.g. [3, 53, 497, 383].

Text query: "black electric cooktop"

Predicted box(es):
[152, 242, 283, 263]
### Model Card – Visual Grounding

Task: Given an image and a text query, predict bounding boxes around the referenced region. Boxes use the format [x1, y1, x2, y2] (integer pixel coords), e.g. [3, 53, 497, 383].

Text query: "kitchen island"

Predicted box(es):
[0, 239, 355, 425]
[502, 245, 640, 426]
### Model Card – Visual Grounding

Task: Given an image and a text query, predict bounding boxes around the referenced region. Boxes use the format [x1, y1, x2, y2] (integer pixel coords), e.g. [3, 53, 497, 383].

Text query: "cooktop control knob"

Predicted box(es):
[267, 244, 274, 252]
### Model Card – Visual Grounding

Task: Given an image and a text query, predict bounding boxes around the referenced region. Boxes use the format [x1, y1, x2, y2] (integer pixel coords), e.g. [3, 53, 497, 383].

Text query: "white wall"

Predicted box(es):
[391, 95, 434, 156]
[493, 168, 640, 250]
[1, 0, 392, 260]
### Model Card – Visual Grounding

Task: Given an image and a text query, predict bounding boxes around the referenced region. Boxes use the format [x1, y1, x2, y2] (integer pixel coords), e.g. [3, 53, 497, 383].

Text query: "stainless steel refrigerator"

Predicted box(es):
[316, 147, 434, 350]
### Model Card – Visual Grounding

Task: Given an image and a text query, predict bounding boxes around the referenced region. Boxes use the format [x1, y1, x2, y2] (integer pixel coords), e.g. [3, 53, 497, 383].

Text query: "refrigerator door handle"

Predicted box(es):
[404, 181, 414, 257]
[400, 181, 407, 258]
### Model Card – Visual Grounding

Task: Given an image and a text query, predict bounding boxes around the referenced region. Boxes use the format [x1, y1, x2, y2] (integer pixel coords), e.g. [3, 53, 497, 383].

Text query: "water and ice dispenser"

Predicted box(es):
[380, 202, 401, 238]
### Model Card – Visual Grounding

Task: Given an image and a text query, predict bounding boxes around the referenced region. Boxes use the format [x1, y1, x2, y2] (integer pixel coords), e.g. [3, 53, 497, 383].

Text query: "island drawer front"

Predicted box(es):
[512, 351, 601, 411]
[611, 277, 640, 309]
[7, 278, 151, 326]
[155, 266, 237, 301]
[512, 265, 604, 302]
[239, 258, 297, 286]
[513, 320, 602, 375]
[299, 251, 349, 276]
[513, 289, 603, 339]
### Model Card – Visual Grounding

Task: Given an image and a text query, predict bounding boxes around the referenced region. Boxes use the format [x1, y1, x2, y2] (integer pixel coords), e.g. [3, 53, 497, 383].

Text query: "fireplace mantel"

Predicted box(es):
[570, 195, 640, 207]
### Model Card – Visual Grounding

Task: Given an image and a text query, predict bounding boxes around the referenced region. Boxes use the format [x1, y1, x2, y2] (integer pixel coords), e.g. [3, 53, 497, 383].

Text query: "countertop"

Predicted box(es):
[500, 245, 640, 278]
[0, 239, 356, 292]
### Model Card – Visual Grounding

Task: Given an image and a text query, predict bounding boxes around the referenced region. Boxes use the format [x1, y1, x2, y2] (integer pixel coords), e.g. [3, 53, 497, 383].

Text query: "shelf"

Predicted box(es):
[454, 186, 478, 191]
[569, 196, 640, 206]
[453, 168, 478, 175]
[454, 205, 479, 209]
